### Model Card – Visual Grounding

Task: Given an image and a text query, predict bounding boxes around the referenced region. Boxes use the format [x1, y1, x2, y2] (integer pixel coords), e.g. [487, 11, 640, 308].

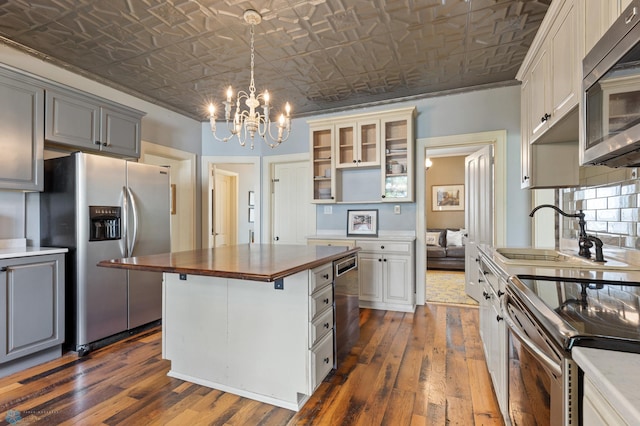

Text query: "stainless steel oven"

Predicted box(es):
[503, 284, 579, 425]
[505, 274, 640, 425]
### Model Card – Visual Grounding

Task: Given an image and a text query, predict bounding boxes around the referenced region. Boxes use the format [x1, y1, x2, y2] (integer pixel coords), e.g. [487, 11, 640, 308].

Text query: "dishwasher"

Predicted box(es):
[333, 254, 360, 367]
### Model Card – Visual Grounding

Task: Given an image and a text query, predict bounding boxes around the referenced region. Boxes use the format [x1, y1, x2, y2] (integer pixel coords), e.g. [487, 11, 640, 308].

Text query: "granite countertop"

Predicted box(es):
[98, 244, 360, 282]
[0, 238, 68, 260]
[573, 347, 640, 423]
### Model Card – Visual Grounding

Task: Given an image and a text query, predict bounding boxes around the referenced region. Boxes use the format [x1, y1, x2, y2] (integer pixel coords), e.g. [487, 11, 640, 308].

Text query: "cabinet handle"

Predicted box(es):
[274, 236, 279, 241]
[323, 298, 329, 304]
[378, 258, 382, 262]
[475, 257, 480, 262]
[541, 113, 551, 123]
[322, 273, 329, 280]
[483, 291, 490, 300]
[324, 322, 330, 329]
[380, 245, 385, 249]
[478, 278, 484, 283]
[94, 140, 102, 146]
[625, 7, 637, 24]
[381, 194, 386, 198]
[323, 357, 330, 364]
[498, 290, 505, 297]
[352, 160, 357, 164]
[496, 315, 504, 322]
[523, 175, 530, 182]
[383, 259, 387, 262]
[0, 267, 6, 272]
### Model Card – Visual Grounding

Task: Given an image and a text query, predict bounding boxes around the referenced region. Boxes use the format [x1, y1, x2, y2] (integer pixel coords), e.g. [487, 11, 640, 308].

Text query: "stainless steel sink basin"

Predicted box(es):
[494, 247, 640, 270]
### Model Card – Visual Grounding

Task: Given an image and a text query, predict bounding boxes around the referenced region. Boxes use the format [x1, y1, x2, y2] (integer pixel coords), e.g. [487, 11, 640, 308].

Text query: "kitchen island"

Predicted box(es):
[98, 244, 359, 411]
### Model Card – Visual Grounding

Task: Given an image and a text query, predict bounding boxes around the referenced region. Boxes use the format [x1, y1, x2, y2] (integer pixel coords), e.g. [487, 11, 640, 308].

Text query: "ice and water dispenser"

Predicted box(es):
[89, 206, 121, 241]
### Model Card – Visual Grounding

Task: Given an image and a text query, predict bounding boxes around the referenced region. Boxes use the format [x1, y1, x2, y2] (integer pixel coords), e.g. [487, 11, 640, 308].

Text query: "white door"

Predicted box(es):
[272, 161, 313, 245]
[465, 145, 494, 301]
[212, 167, 238, 247]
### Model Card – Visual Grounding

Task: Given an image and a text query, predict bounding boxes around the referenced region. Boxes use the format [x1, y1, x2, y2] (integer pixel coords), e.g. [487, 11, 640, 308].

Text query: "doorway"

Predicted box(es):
[416, 130, 507, 305]
[140, 142, 197, 252]
[210, 166, 238, 247]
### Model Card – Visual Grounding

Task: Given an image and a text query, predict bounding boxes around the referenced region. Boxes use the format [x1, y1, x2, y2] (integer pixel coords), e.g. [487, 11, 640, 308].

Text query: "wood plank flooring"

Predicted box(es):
[0, 304, 504, 425]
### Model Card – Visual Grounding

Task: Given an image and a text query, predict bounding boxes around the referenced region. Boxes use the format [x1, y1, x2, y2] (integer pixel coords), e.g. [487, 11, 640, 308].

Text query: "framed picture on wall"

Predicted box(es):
[432, 184, 464, 211]
[347, 209, 378, 237]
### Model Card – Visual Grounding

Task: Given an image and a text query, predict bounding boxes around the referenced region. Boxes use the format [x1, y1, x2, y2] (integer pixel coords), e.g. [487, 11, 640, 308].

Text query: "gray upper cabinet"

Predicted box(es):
[45, 88, 144, 158]
[0, 68, 44, 191]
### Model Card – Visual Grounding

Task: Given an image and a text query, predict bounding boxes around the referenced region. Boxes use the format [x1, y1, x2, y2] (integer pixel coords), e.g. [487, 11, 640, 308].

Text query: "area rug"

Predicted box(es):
[426, 270, 478, 306]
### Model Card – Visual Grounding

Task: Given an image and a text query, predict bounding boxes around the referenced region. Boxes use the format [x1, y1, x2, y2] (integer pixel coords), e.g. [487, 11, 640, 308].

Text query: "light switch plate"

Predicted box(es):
[394, 205, 401, 214]
[324, 206, 333, 214]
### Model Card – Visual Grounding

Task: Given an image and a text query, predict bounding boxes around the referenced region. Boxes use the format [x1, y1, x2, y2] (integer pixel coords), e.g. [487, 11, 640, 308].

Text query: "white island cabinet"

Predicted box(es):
[98, 244, 358, 411]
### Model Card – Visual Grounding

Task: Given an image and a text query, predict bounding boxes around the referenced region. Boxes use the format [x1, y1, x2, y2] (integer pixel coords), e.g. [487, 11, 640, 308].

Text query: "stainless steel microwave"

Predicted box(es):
[583, 0, 640, 167]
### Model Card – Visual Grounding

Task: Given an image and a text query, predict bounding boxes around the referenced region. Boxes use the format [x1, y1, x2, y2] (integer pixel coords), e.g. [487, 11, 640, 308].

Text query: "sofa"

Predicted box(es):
[426, 228, 466, 271]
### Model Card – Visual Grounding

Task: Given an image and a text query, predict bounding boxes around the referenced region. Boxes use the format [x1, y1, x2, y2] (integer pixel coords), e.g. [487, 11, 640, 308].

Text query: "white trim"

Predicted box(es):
[416, 130, 507, 305]
[261, 153, 313, 245]
[201, 156, 261, 246]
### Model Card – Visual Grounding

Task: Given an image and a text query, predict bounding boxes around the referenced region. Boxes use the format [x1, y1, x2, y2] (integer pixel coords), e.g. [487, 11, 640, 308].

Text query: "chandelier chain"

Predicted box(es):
[249, 24, 256, 94]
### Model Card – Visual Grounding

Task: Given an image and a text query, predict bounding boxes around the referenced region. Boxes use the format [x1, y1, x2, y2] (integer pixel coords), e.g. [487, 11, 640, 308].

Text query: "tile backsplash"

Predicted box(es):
[562, 166, 640, 249]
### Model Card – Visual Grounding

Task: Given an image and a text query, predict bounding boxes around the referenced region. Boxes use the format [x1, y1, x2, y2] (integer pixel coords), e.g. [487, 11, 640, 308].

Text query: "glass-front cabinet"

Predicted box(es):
[308, 106, 415, 204]
[381, 110, 415, 202]
[336, 119, 380, 168]
[310, 125, 335, 203]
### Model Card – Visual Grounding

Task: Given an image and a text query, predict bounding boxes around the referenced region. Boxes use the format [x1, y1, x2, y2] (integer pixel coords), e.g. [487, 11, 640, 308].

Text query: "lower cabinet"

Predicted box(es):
[478, 250, 508, 419]
[582, 376, 627, 426]
[0, 254, 65, 377]
[357, 239, 415, 312]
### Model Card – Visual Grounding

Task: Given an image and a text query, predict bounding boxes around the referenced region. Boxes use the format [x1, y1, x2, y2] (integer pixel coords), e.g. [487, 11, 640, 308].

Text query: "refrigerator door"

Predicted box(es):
[77, 153, 128, 346]
[126, 161, 170, 329]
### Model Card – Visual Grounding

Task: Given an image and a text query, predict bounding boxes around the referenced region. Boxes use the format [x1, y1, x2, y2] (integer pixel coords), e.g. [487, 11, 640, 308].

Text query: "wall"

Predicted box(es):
[425, 156, 466, 230]
[0, 44, 203, 245]
[561, 166, 639, 249]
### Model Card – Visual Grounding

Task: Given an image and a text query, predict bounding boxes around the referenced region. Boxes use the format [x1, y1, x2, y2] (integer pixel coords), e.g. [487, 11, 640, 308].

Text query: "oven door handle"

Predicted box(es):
[501, 293, 562, 377]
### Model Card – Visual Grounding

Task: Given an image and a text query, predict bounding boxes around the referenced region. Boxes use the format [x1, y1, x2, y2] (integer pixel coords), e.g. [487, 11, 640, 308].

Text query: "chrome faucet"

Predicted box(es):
[528, 204, 595, 259]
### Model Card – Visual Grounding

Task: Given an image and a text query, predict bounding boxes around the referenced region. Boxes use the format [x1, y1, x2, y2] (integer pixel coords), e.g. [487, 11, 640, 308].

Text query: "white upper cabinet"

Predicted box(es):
[335, 118, 380, 168]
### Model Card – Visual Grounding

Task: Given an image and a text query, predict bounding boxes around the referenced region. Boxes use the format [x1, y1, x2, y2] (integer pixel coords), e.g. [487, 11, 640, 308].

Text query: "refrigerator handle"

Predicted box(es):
[121, 186, 128, 257]
[126, 186, 140, 256]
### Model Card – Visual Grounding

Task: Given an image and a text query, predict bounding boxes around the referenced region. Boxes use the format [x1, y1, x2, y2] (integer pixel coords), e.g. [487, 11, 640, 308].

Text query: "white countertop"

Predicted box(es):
[0, 238, 68, 259]
[573, 347, 640, 423]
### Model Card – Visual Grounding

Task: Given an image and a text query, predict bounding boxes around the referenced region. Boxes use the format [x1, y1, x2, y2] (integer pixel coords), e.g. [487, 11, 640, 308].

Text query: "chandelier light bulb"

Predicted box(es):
[207, 9, 292, 149]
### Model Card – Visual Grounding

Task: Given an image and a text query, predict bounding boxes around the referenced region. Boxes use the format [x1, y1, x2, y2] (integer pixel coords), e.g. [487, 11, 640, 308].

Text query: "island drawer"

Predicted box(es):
[311, 331, 334, 392]
[309, 307, 333, 348]
[356, 240, 411, 253]
[309, 263, 333, 294]
[310, 284, 333, 320]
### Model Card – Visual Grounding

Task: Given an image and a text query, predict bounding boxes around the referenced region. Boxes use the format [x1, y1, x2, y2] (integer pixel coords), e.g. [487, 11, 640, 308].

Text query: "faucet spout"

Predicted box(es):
[529, 204, 590, 258]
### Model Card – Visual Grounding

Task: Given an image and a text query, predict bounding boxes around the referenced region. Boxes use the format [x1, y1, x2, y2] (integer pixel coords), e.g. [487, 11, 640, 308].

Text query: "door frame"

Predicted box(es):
[416, 130, 507, 305]
[262, 153, 314, 245]
[201, 156, 261, 247]
[140, 141, 197, 251]
[211, 166, 239, 247]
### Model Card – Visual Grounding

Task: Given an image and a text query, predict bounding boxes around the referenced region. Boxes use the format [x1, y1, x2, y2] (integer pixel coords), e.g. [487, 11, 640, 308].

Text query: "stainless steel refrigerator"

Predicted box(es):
[40, 152, 170, 355]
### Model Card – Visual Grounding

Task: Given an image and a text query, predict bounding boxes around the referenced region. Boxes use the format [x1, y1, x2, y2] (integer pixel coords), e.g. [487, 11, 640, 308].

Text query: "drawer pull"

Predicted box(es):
[323, 357, 330, 364]
[322, 273, 329, 280]
[323, 298, 330, 304]
[324, 322, 330, 329]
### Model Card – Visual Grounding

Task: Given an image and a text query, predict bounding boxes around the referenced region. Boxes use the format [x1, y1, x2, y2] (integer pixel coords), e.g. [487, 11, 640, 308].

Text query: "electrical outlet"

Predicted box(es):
[394, 205, 401, 214]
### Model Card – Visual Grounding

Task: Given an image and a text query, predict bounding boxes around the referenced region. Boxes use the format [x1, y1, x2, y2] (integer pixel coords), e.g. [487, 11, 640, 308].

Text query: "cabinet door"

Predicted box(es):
[0, 71, 44, 191]
[45, 89, 101, 150]
[381, 114, 414, 202]
[336, 122, 356, 168]
[528, 48, 550, 142]
[0, 254, 64, 363]
[358, 252, 383, 302]
[520, 79, 532, 189]
[383, 254, 411, 304]
[356, 119, 380, 167]
[550, 0, 578, 121]
[100, 106, 141, 158]
[310, 125, 335, 203]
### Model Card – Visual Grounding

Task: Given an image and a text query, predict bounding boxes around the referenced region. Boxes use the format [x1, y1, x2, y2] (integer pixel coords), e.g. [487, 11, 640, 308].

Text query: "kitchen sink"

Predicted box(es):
[494, 247, 640, 270]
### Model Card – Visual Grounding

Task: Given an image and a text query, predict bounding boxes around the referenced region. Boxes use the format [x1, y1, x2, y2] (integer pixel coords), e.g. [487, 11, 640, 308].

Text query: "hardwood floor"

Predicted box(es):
[0, 304, 504, 425]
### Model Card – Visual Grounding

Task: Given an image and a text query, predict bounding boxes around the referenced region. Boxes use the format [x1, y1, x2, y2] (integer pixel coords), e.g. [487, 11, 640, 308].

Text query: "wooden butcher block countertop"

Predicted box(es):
[98, 243, 360, 282]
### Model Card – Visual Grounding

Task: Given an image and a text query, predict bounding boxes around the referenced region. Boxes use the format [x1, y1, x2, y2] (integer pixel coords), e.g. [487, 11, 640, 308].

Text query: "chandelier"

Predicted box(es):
[207, 10, 292, 150]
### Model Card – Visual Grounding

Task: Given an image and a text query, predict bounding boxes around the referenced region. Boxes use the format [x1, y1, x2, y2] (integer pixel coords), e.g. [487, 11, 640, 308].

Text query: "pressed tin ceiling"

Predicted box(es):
[0, 0, 550, 121]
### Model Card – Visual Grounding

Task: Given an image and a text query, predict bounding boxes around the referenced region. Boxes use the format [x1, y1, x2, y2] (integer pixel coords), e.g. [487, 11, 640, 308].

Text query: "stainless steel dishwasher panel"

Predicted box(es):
[333, 254, 360, 367]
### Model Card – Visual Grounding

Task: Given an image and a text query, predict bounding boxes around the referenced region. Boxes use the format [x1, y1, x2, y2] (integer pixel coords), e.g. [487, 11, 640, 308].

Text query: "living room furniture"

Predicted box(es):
[426, 229, 465, 271]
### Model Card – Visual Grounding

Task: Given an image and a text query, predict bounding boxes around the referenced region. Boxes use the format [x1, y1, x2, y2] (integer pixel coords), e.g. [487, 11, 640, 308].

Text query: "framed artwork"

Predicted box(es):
[432, 184, 464, 211]
[347, 209, 378, 237]
[248, 191, 255, 206]
[248, 207, 255, 223]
